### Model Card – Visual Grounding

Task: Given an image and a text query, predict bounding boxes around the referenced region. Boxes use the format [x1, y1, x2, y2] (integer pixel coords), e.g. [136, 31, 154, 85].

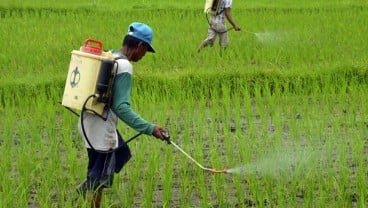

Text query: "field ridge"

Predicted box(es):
[1, 65, 367, 107]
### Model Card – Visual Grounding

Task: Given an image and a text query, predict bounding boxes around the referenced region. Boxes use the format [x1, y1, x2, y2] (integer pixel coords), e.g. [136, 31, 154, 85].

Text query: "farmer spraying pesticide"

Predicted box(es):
[62, 22, 229, 207]
[73, 22, 169, 207]
[198, 0, 241, 52]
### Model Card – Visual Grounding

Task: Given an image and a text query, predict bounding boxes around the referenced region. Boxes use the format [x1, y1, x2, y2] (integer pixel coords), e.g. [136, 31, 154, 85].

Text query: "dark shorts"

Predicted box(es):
[78, 131, 131, 193]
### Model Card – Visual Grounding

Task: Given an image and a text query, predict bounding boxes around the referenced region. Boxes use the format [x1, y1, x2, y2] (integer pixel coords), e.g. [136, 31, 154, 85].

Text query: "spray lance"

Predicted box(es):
[161, 131, 228, 174]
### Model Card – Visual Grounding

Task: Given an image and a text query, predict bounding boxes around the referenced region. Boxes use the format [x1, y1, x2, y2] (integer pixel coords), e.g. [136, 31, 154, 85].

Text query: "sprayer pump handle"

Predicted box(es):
[161, 131, 171, 144]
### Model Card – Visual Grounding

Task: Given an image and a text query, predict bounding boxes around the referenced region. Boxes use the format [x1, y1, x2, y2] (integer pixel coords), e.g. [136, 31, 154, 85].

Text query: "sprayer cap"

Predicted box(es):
[127, 22, 155, 53]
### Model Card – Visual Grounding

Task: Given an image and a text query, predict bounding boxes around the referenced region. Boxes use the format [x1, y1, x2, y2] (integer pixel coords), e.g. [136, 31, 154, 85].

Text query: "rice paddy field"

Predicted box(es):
[1, 0, 368, 207]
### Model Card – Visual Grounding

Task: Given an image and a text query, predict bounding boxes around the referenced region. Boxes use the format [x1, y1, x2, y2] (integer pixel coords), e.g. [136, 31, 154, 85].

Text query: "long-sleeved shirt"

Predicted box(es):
[78, 50, 154, 151]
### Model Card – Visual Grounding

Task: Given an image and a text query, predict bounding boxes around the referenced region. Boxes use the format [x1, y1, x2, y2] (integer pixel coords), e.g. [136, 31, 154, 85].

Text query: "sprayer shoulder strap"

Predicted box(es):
[114, 55, 126, 60]
[113, 56, 128, 75]
[216, 8, 225, 16]
[107, 49, 127, 61]
[112, 55, 128, 76]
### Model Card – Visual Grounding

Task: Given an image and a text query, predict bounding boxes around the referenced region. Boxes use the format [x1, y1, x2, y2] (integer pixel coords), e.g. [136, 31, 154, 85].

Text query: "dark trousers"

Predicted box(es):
[83, 131, 131, 191]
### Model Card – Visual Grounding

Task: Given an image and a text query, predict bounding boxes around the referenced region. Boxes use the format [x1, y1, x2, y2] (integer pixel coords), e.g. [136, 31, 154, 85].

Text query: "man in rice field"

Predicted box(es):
[76, 22, 168, 208]
[197, 0, 241, 52]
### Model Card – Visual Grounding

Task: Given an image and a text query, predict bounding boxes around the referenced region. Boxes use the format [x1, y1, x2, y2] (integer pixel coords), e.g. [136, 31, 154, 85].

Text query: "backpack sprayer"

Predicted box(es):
[203, 0, 234, 34]
[204, 0, 222, 16]
[62, 38, 116, 117]
[61, 39, 143, 153]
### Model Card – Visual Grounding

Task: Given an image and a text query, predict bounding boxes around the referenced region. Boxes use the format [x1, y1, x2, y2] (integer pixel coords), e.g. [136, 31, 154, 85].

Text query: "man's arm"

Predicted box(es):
[224, 7, 241, 31]
[111, 72, 155, 135]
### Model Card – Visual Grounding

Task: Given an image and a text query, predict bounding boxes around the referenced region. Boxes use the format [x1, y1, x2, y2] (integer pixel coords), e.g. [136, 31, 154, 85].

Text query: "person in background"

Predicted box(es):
[77, 22, 168, 208]
[198, 0, 241, 52]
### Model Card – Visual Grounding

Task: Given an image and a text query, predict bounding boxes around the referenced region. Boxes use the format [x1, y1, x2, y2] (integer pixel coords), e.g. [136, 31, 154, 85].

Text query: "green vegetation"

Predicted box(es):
[1, 0, 367, 207]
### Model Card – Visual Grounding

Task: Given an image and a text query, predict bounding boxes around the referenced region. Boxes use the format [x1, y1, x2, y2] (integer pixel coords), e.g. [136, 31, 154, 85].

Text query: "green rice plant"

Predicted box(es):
[2, 82, 364, 207]
[1, 1, 368, 84]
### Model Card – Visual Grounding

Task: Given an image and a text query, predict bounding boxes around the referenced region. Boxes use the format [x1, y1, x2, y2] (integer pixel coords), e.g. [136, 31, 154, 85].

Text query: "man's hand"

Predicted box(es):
[152, 126, 170, 143]
[233, 25, 241, 31]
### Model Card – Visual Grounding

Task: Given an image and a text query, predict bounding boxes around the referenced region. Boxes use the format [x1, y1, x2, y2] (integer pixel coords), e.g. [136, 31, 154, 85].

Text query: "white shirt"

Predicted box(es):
[212, 0, 233, 23]
[78, 59, 133, 151]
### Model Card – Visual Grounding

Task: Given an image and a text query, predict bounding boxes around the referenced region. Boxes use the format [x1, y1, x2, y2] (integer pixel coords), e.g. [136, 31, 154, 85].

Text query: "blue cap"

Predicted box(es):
[127, 22, 155, 53]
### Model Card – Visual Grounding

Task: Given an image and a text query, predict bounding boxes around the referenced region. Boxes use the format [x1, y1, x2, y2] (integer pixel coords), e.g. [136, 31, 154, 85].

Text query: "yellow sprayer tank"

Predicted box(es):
[62, 39, 114, 116]
[204, 0, 222, 15]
